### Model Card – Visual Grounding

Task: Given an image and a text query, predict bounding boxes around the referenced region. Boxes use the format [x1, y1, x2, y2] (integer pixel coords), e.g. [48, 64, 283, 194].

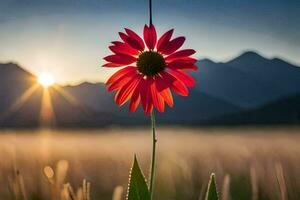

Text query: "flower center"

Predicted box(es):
[137, 51, 166, 76]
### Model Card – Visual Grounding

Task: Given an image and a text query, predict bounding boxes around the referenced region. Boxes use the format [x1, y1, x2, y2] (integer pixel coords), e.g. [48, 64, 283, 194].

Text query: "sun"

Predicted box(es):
[38, 73, 55, 88]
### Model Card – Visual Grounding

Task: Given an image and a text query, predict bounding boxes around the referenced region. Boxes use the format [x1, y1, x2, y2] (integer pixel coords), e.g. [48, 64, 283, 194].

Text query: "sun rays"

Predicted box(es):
[0, 74, 83, 127]
[2, 83, 40, 120]
[40, 87, 55, 126]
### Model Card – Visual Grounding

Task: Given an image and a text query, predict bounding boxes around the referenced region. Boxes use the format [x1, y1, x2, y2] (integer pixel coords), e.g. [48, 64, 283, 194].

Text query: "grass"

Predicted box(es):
[0, 127, 299, 200]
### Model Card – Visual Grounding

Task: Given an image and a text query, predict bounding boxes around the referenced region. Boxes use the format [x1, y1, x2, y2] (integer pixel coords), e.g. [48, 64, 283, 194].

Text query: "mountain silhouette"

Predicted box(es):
[207, 94, 300, 125]
[64, 82, 240, 125]
[0, 50, 300, 127]
[0, 63, 92, 127]
[227, 51, 300, 96]
[0, 62, 240, 127]
[0, 63, 42, 127]
[195, 51, 300, 107]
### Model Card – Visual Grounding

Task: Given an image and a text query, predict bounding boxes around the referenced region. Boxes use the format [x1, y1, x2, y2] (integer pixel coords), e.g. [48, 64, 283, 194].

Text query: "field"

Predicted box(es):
[0, 127, 299, 200]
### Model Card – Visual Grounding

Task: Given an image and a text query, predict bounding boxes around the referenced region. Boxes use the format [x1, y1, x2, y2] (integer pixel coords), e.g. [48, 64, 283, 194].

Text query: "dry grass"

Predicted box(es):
[0, 127, 299, 200]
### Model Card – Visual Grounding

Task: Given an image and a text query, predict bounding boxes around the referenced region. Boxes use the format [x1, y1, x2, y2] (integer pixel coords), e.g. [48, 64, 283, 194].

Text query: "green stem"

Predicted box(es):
[149, 110, 157, 200]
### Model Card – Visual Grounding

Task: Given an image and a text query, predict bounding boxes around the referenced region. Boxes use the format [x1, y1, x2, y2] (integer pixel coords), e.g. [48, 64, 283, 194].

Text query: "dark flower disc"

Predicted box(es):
[137, 51, 166, 76]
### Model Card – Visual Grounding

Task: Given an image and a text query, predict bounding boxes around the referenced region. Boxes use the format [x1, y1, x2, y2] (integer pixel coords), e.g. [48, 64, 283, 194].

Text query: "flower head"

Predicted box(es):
[103, 25, 198, 115]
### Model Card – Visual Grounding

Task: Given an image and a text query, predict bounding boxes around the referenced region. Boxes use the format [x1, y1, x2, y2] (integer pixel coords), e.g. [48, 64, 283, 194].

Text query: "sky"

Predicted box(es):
[0, 0, 299, 85]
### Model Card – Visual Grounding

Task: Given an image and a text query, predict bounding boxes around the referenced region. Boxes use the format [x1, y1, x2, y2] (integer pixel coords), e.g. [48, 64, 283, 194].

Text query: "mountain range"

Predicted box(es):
[0, 51, 300, 127]
[195, 51, 300, 107]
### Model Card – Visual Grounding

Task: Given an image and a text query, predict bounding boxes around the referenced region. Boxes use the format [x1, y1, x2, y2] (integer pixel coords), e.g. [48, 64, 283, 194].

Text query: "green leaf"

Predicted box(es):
[205, 173, 219, 200]
[127, 155, 150, 200]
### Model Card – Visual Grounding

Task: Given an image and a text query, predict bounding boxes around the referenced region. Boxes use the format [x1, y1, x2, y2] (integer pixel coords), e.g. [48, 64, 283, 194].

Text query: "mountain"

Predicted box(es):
[0, 63, 240, 127]
[1, 50, 300, 127]
[195, 51, 300, 107]
[0, 62, 36, 112]
[228, 52, 300, 95]
[0, 63, 42, 127]
[63, 82, 240, 125]
[207, 94, 300, 125]
[0, 63, 95, 127]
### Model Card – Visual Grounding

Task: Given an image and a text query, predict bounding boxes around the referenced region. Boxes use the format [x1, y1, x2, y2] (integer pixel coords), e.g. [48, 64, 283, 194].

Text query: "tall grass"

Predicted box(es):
[0, 127, 299, 200]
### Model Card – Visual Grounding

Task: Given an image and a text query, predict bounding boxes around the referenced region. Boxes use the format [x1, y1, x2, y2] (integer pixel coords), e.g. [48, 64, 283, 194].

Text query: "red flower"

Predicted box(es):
[103, 25, 197, 115]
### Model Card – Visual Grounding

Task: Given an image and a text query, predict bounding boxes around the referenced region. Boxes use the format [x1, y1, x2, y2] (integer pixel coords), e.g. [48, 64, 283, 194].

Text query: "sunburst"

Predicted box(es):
[38, 73, 55, 88]
[0, 72, 82, 127]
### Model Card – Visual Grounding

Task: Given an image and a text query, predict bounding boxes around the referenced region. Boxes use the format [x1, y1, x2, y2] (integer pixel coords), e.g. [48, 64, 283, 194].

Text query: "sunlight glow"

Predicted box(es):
[38, 73, 55, 88]
[40, 88, 55, 126]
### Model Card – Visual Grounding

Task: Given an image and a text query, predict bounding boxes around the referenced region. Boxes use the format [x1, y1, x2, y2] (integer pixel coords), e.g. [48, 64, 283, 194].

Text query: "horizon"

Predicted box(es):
[0, 0, 299, 85]
[2, 50, 299, 86]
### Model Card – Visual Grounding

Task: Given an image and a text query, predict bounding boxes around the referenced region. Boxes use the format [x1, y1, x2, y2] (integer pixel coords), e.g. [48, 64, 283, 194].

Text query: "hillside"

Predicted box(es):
[195, 51, 300, 107]
[0, 50, 300, 127]
[0, 63, 240, 127]
[207, 94, 300, 125]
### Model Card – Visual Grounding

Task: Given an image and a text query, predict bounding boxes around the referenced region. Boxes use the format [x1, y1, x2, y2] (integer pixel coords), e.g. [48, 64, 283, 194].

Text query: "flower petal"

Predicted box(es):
[168, 69, 196, 87]
[129, 80, 142, 112]
[125, 28, 145, 51]
[170, 65, 198, 71]
[187, 65, 198, 71]
[155, 76, 174, 108]
[103, 54, 136, 65]
[102, 62, 124, 68]
[115, 74, 142, 106]
[159, 87, 173, 107]
[108, 70, 137, 91]
[106, 66, 137, 85]
[151, 79, 165, 112]
[119, 32, 129, 42]
[110, 41, 139, 56]
[167, 57, 197, 70]
[119, 32, 143, 51]
[161, 71, 189, 96]
[165, 49, 196, 61]
[140, 78, 153, 115]
[143, 24, 157, 50]
[157, 29, 174, 52]
[126, 38, 145, 52]
[159, 37, 185, 55]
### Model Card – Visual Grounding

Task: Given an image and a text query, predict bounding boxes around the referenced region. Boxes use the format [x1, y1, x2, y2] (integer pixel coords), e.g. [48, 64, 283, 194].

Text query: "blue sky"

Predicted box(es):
[0, 0, 299, 84]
